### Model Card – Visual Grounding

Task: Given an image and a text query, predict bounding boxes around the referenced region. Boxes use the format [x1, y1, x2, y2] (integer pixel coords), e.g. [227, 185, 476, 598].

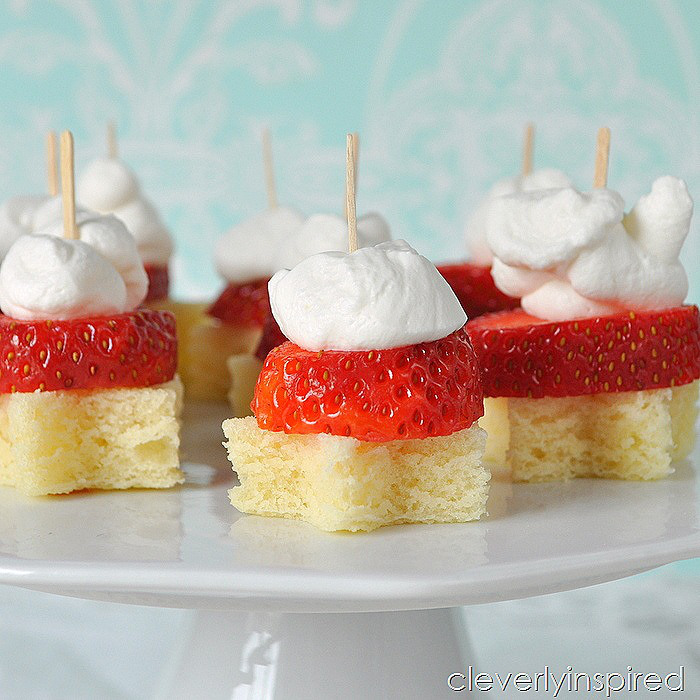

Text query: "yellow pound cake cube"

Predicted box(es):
[184, 318, 261, 401]
[501, 381, 698, 482]
[222, 416, 489, 532]
[226, 353, 263, 417]
[0, 376, 184, 496]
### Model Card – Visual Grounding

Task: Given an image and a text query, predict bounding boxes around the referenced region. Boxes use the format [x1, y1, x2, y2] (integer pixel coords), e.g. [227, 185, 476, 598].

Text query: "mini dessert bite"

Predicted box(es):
[0, 132, 182, 496]
[72, 126, 202, 386]
[190, 205, 305, 401]
[438, 125, 571, 318]
[223, 240, 488, 531]
[185, 130, 302, 401]
[223, 137, 488, 531]
[467, 129, 700, 481]
[76, 125, 174, 306]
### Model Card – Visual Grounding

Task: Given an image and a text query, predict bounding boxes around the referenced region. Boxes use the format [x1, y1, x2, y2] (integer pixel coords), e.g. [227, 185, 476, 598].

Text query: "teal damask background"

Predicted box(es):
[0, 0, 698, 301]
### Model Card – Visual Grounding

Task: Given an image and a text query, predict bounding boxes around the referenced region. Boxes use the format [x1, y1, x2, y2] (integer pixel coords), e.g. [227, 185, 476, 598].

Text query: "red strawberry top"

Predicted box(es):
[0, 309, 177, 393]
[467, 306, 700, 399]
[437, 262, 519, 318]
[208, 278, 270, 328]
[144, 264, 170, 303]
[253, 327, 483, 442]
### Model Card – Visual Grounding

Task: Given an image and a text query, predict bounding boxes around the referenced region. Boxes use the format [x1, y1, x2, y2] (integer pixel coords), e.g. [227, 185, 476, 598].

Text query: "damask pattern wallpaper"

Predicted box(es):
[0, 0, 697, 299]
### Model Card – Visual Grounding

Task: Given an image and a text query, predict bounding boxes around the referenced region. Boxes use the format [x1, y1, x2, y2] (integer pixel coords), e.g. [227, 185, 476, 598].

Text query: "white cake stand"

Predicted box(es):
[0, 403, 697, 699]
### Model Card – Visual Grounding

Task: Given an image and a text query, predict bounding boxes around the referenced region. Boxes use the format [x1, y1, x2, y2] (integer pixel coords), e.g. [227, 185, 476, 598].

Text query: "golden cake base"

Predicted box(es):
[222, 417, 489, 532]
[0, 376, 183, 496]
[481, 381, 698, 482]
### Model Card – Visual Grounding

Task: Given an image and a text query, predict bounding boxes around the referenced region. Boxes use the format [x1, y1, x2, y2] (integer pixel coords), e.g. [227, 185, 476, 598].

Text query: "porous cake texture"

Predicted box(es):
[222, 416, 489, 532]
[480, 397, 509, 465]
[0, 376, 184, 496]
[184, 318, 261, 401]
[500, 380, 698, 482]
[226, 354, 263, 417]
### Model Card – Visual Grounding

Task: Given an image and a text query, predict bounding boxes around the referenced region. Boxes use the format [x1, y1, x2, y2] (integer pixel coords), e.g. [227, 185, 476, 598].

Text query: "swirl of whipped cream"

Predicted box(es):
[0, 194, 48, 260]
[0, 235, 128, 320]
[36, 212, 149, 311]
[269, 239, 466, 351]
[274, 212, 391, 270]
[487, 177, 692, 321]
[215, 206, 305, 284]
[465, 169, 573, 265]
[77, 157, 173, 265]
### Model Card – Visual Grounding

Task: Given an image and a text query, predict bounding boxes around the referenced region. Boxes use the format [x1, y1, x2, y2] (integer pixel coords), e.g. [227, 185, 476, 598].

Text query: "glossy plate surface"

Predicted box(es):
[0, 403, 697, 612]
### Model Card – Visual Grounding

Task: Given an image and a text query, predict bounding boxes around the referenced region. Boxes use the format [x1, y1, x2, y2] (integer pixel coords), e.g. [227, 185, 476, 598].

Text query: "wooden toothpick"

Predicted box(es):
[352, 131, 359, 190]
[522, 123, 534, 176]
[60, 131, 79, 240]
[262, 128, 278, 209]
[46, 130, 58, 196]
[107, 122, 118, 159]
[346, 133, 358, 253]
[593, 127, 611, 188]
[344, 131, 360, 217]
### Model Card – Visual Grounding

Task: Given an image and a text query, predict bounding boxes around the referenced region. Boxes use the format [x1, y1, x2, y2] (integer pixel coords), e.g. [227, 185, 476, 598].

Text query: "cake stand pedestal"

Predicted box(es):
[159, 608, 472, 699]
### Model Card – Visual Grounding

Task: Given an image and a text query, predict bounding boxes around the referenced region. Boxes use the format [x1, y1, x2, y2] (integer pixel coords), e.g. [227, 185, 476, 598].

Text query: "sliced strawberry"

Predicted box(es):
[437, 262, 519, 318]
[0, 309, 177, 393]
[467, 306, 700, 398]
[253, 327, 483, 442]
[144, 264, 169, 302]
[208, 278, 270, 327]
[255, 312, 287, 361]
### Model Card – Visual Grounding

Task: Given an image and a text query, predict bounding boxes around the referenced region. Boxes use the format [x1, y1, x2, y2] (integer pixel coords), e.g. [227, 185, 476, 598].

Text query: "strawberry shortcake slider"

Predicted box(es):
[75, 153, 173, 305]
[0, 197, 182, 495]
[186, 206, 305, 401]
[468, 174, 699, 481]
[222, 239, 488, 532]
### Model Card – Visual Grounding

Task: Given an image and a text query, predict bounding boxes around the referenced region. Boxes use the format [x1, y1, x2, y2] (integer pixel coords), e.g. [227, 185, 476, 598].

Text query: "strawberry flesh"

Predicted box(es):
[437, 262, 519, 318]
[255, 312, 287, 361]
[467, 306, 700, 398]
[253, 327, 483, 442]
[0, 309, 177, 393]
[208, 278, 270, 327]
[144, 264, 169, 302]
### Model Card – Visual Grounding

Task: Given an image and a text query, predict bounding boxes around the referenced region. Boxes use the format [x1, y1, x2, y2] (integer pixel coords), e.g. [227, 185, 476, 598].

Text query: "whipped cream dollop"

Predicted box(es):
[465, 169, 573, 265]
[269, 239, 466, 351]
[77, 157, 173, 265]
[0, 213, 148, 320]
[275, 212, 391, 270]
[487, 176, 692, 321]
[0, 194, 48, 260]
[214, 206, 305, 284]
